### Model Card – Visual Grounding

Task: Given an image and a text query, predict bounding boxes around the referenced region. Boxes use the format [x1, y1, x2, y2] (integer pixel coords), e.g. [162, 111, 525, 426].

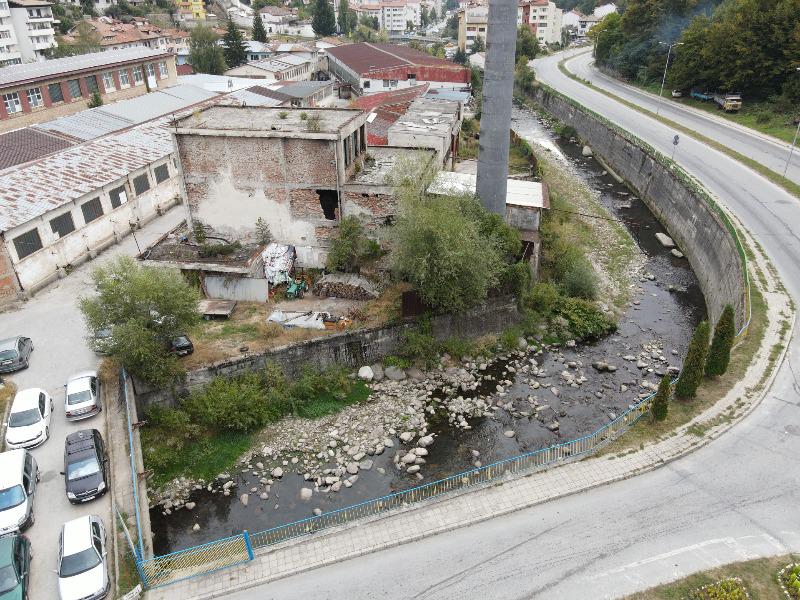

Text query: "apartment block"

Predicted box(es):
[0, 0, 57, 66]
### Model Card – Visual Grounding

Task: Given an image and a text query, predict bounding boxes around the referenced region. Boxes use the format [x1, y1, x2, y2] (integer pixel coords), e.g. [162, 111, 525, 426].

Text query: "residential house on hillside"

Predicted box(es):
[64, 17, 169, 51]
[258, 5, 294, 33]
[1, 0, 58, 66]
[458, 0, 563, 50]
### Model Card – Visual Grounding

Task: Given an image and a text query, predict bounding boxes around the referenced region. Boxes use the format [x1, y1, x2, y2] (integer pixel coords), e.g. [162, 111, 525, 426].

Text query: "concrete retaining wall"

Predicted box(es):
[134, 296, 520, 412]
[531, 87, 746, 331]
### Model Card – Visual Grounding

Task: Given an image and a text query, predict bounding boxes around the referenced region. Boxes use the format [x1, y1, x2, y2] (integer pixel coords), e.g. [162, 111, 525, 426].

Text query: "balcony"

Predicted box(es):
[28, 27, 54, 37]
[31, 38, 54, 50]
[26, 14, 53, 22]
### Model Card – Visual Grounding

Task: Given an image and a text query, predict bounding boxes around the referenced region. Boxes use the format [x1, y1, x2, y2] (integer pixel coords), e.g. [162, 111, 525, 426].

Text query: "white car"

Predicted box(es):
[57, 515, 109, 600]
[64, 371, 102, 421]
[0, 449, 38, 536]
[4, 388, 52, 449]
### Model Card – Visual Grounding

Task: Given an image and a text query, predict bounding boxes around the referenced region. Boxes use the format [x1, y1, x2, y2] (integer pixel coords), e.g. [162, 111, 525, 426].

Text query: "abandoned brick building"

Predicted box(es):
[171, 105, 428, 268]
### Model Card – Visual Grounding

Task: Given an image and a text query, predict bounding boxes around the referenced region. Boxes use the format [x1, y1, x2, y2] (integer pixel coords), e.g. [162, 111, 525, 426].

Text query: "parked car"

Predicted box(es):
[61, 430, 108, 504]
[0, 338, 33, 374]
[671, 89, 683, 97]
[0, 533, 31, 600]
[64, 372, 101, 421]
[0, 450, 38, 537]
[57, 515, 109, 600]
[4, 389, 52, 450]
[90, 329, 113, 356]
[168, 335, 194, 357]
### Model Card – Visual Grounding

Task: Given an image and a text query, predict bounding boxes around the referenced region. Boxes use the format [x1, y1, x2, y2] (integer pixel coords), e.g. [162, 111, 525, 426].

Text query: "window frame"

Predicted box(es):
[102, 71, 115, 92]
[67, 78, 82, 99]
[80, 197, 104, 224]
[145, 63, 155, 79]
[153, 163, 170, 184]
[108, 185, 127, 209]
[118, 69, 130, 88]
[12, 228, 43, 260]
[48, 82, 64, 103]
[26, 87, 43, 108]
[158, 60, 168, 78]
[50, 211, 76, 238]
[132, 173, 150, 195]
[85, 75, 98, 94]
[132, 66, 144, 85]
[3, 91, 21, 114]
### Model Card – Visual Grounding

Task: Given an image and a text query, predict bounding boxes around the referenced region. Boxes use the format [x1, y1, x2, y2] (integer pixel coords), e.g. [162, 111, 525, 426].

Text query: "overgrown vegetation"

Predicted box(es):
[326, 215, 381, 273]
[189, 26, 227, 75]
[142, 363, 370, 486]
[79, 256, 200, 387]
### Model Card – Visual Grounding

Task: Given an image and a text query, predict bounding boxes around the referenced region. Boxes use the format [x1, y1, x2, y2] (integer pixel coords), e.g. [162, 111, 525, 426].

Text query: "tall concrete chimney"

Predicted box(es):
[475, 0, 517, 215]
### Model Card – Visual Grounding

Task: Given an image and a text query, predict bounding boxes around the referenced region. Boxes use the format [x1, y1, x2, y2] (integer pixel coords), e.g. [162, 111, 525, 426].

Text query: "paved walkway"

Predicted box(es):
[149, 241, 791, 600]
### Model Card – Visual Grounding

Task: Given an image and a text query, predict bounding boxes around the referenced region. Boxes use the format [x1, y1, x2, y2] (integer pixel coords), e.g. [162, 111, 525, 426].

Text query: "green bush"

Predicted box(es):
[383, 355, 411, 369]
[398, 322, 439, 369]
[326, 215, 381, 273]
[198, 242, 241, 258]
[560, 259, 597, 299]
[552, 296, 616, 340]
[554, 123, 577, 139]
[523, 282, 560, 314]
[184, 373, 275, 432]
[651, 375, 670, 421]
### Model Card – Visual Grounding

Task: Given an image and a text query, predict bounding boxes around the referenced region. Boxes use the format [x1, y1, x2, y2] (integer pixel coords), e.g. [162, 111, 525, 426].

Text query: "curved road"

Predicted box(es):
[229, 51, 800, 599]
[566, 50, 800, 184]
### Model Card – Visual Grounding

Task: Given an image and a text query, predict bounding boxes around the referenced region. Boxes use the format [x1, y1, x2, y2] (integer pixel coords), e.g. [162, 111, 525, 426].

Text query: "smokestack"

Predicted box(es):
[475, 0, 517, 215]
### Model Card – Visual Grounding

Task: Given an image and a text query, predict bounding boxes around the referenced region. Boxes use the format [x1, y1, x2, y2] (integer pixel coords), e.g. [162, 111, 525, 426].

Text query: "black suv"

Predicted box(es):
[61, 430, 108, 504]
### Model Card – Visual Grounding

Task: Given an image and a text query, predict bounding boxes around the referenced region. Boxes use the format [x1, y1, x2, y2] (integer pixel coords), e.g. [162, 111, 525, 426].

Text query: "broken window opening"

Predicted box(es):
[317, 190, 339, 220]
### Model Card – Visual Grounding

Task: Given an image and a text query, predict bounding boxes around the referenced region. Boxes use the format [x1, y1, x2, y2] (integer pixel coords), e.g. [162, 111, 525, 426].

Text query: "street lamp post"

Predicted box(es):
[783, 67, 800, 178]
[657, 41, 683, 116]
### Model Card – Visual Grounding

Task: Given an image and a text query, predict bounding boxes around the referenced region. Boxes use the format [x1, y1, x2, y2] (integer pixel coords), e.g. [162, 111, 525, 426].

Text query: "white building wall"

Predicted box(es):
[5, 157, 181, 292]
[0, 2, 22, 67]
[9, 3, 56, 63]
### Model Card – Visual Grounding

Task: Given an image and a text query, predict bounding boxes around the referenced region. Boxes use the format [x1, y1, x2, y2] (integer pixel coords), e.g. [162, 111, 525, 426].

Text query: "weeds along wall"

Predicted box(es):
[133, 297, 520, 412]
[530, 85, 747, 333]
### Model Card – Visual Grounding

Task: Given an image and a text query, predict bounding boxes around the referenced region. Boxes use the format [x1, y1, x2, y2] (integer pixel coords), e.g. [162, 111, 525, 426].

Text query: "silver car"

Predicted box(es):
[0, 337, 33, 373]
[64, 372, 101, 421]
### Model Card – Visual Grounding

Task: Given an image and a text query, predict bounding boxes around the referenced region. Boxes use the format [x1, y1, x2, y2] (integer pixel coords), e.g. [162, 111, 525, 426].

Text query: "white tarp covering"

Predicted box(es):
[262, 243, 296, 285]
[267, 310, 327, 330]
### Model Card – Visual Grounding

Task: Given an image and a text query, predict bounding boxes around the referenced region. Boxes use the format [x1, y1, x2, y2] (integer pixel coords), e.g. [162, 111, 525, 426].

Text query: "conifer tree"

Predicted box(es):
[312, 0, 336, 36]
[223, 18, 248, 68]
[652, 374, 670, 421]
[675, 320, 710, 399]
[252, 12, 268, 43]
[705, 304, 735, 377]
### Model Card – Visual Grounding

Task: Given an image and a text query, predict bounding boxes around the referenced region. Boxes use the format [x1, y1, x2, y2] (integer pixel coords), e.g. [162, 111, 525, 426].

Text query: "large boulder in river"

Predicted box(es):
[385, 366, 407, 381]
[358, 366, 374, 381]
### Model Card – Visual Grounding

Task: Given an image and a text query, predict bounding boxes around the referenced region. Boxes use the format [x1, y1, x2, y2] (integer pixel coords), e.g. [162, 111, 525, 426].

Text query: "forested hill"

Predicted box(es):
[592, 0, 800, 101]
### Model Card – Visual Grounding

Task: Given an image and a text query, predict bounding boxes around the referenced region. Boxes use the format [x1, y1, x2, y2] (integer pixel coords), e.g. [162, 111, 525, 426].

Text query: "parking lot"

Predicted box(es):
[0, 208, 182, 600]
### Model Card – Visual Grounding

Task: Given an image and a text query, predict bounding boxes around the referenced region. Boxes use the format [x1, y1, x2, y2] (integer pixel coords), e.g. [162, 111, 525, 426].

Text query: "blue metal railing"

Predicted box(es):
[120, 368, 145, 561]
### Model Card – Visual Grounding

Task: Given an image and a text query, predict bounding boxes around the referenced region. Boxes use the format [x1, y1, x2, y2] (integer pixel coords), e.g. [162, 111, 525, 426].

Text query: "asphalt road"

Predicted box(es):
[227, 51, 800, 599]
[565, 50, 800, 184]
[0, 208, 183, 600]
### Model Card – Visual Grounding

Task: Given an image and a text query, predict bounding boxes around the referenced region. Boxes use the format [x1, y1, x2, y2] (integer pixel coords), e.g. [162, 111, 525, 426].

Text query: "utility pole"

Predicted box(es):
[657, 41, 682, 116]
[475, 0, 517, 215]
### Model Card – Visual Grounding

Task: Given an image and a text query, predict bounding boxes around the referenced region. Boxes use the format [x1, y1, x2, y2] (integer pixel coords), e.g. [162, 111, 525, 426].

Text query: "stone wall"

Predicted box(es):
[531, 87, 747, 331]
[133, 296, 520, 412]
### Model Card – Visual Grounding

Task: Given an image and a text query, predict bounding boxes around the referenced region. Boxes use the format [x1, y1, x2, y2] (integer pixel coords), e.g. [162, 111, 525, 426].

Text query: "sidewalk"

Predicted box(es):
[149, 247, 792, 600]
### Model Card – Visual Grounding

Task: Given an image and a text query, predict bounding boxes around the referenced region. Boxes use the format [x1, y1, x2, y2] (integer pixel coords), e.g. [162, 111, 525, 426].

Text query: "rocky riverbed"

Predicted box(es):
[149, 109, 705, 554]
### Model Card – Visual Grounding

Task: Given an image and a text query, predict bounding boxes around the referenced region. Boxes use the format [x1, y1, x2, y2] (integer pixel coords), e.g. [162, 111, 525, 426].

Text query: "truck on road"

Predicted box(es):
[713, 92, 742, 112]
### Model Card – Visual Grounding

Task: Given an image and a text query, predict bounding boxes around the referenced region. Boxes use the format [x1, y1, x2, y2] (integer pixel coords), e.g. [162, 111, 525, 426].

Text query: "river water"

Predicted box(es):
[150, 105, 706, 554]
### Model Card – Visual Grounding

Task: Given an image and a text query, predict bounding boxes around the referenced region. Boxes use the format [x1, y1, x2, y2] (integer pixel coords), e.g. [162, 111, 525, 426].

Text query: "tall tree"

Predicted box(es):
[675, 320, 711, 399]
[470, 34, 485, 54]
[516, 25, 538, 62]
[223, 18, 248, 68]
[420, 5, 429, 27]
[705, 304, 736, 377]
[189, 25, 227, 74]
[651, 375, 671, 421]
[252, 12, 268, 42]
[337, 0, 351, 34]
[312, 0, 336, 36]
[453, 48, 468, 65]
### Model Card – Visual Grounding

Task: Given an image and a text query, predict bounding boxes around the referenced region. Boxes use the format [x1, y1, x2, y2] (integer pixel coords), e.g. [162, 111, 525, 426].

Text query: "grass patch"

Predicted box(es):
[115, 532, 143, 595]
[557, 55, 800, 201]
[625, 554, 797, 599]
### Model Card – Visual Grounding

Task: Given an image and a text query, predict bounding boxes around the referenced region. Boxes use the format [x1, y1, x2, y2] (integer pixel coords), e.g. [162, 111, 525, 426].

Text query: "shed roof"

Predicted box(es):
[0, 47, 169, 88]
[428, 172, 548, 209]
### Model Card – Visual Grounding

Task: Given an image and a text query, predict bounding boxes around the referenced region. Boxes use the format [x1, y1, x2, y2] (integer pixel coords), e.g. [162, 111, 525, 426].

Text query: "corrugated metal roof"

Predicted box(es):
[224, 89, 284, 107]
[100, 84, 217, 123]
[0, 47, 169, 87]
[0, 119, 174, 232]
[326, 43, 467, 75]
[275, 80, 332, 98]
[36, 109, 135, 141]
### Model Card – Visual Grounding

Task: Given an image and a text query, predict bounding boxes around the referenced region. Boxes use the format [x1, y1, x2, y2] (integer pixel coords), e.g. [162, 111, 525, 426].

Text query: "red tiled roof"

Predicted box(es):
[352, 83, 429, 111]
[327, 43, 465, 75]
